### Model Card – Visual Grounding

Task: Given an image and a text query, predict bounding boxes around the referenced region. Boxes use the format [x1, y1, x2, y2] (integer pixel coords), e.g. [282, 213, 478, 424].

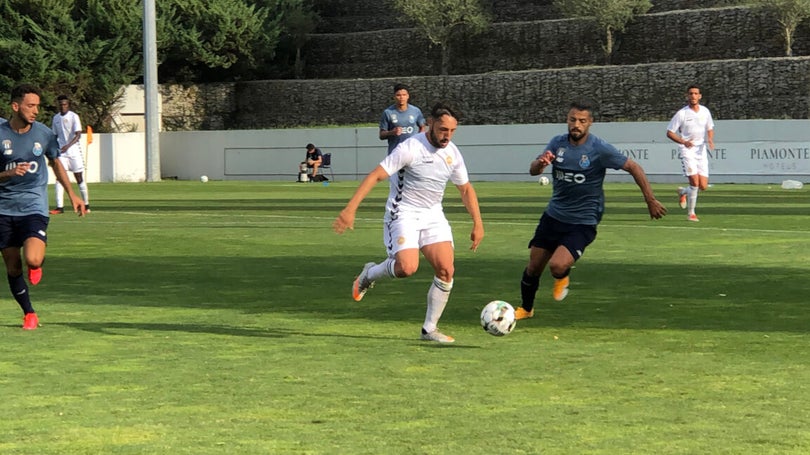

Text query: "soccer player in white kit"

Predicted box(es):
[51, 95, 90, 213]
[666, 85, 715, 222]
[333, 102, 484, 343]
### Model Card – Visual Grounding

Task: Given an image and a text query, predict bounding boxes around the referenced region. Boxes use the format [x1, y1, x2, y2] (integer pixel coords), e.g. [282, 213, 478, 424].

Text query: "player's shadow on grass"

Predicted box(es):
[53, 321, 408, 341]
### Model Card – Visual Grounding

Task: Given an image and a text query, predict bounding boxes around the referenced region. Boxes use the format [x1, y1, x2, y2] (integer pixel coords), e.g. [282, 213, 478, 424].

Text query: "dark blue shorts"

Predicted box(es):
[528, 212, 597, 261]
[0, 214, 49, 249]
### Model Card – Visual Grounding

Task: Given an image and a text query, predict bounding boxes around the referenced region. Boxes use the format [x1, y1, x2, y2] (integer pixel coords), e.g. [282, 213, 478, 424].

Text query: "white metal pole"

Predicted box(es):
[144, 0, 161, 181]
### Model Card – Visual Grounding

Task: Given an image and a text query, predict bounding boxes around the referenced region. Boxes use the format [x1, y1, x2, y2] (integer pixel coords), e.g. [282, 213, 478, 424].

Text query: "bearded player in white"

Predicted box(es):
[51, 95, 90, 213]
[333, 102, 484, 343]
[666, 84, 715, 222]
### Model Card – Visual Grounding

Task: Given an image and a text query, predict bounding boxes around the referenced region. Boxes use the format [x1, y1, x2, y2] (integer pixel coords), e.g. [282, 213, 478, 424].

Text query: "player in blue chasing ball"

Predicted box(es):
[334, 101, 484, 343]
[515, 100, 667, 320]
[0, 84, 87, 330]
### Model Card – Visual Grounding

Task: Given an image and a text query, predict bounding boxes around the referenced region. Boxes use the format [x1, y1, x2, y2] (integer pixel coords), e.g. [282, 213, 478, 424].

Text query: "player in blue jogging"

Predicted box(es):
[379, 83, 427, 155]
[0, 84, 87, 330]
[516, 100, 667, 320]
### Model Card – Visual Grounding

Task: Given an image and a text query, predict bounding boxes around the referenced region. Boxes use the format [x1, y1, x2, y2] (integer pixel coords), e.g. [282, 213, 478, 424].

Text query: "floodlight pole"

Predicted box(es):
[144, 0, 161, 182]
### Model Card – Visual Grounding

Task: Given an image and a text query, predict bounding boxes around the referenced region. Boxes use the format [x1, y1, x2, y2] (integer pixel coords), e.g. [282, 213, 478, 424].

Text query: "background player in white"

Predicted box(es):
[0, 84, 86, 330]
[666, 84, 715, 222]
[379, 83, 427, 155]
[334, 102, 484, 343]
[51, 94, 90, 213]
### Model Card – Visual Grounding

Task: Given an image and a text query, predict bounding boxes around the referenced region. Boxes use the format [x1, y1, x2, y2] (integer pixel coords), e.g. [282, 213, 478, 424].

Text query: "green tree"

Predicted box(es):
[755, 0, 810, 56]
[283, 1, 320, 79]
[393, 0, 491, 75]
[158, 0, 280, 82]
[0, 0, 143, 132]
[553, 0, 651, 64]
[0, 0, 291, 130]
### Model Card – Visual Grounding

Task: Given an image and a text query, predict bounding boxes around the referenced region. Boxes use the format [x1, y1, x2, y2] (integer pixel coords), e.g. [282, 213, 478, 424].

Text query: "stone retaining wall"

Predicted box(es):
[304, 7, 809, 79]
[161, 57, 810, 130]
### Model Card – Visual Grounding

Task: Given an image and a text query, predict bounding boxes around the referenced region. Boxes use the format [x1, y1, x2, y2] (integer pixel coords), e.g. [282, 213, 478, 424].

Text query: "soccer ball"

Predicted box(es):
[538, 176, 550, 185]
[480, 300, 517, 336]
[200, 175, 209, 183]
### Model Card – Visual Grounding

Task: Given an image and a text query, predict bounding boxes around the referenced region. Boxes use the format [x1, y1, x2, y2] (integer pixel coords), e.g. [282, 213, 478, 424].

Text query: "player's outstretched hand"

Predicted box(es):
[333, 209, 355, 234]
[70, 196, 87, 217]
[469, 224, 484, 252]
[647, 199, 667, 219]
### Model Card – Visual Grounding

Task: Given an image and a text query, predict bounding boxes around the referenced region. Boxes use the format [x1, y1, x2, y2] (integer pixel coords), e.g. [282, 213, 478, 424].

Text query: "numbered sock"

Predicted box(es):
[8, 274, 34, 314]
[520, 268, 540, 311]
[423, 277, 453, 334]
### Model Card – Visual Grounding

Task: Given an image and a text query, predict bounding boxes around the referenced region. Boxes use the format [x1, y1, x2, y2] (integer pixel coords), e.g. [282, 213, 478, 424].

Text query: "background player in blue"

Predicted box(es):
[379, 83, 427, 155]
[0, 84, 87, 330]
[515, 100, 667, 320]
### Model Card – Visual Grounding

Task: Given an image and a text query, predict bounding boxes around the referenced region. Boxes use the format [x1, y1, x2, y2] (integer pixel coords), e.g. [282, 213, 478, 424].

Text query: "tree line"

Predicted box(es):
[0, 0, 318, 131]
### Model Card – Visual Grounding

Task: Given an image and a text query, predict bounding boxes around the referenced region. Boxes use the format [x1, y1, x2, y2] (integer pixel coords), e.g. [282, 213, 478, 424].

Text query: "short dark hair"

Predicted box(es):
[306, 143, 315, 150]
[57, 94, 70, 102]
[570, 99, 596, 114]
[11, 84, 41, 103]
[393, 83, 410, 93]
[430, 101, 461, 122]
[686, 84, 701, 92]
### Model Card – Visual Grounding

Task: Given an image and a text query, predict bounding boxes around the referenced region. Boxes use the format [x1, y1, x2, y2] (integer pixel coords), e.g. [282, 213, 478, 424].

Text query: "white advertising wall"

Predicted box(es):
[66, 120, 810, 184]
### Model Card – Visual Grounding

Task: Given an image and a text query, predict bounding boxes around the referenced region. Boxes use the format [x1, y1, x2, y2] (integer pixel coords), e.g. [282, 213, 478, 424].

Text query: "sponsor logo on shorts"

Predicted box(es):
[397, 236, 406, 245]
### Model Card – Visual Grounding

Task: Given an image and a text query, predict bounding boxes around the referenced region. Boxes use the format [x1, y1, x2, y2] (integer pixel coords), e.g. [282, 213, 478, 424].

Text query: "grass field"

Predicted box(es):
[2, 180, 809, 454]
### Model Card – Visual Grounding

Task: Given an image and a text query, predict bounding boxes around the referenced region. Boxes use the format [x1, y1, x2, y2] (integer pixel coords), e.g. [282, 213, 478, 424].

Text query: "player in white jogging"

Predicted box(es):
[51, 95, 90, 213]
[333, 101, 484, 343]
[666, 84, 715, 222]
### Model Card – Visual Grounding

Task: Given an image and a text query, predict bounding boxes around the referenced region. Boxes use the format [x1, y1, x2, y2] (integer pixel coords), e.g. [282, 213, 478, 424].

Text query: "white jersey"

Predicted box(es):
[379, 133, 470, 220]
[52, 110, 82, 156]
[667, 104, 714, 150]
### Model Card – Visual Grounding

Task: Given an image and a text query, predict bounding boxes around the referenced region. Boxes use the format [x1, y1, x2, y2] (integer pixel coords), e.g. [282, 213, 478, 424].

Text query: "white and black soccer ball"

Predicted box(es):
[200, 175, 209, 183]
[480, 300, 517, 336]
[538, 176, 550, 185]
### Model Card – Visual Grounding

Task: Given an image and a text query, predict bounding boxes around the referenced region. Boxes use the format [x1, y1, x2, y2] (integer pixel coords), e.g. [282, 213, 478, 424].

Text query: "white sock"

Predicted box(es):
[78, 182, 89, 205]
[55, 183, 65, 208]
[688, 185, 699, 215]
[423, 277, 453, 333]
[367, 257, 396, 282]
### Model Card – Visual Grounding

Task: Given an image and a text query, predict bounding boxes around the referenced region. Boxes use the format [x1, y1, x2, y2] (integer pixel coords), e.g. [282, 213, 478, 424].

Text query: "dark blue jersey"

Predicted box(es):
[379, 104, 426, 155]
[544, 133, 628, 225]
[0, 121, 60, 216]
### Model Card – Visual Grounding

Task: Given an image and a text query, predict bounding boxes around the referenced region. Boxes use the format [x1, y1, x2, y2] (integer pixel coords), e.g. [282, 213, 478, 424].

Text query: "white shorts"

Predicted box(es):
[680, 146, 709, 178]
[59, 153, 85, 173]
[383, 212, 454, 257]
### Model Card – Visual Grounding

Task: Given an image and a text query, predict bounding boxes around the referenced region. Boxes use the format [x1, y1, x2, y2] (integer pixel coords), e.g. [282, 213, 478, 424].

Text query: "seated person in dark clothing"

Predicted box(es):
[301, 143, 323, 178]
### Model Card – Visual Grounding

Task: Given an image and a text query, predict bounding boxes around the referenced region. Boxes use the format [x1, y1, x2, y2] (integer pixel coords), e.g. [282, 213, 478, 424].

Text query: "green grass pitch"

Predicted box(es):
[2, 180, 809, 454]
